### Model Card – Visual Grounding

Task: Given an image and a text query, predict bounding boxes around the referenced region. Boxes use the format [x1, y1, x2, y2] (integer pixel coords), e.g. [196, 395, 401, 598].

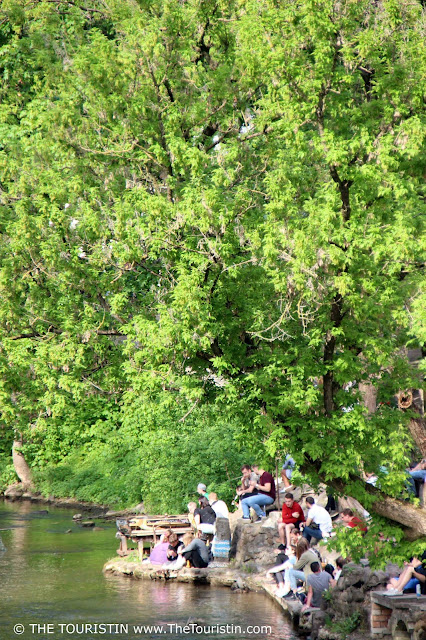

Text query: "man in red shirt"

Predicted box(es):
[278, 492, 305, 546]
[340, 508, 367, 532]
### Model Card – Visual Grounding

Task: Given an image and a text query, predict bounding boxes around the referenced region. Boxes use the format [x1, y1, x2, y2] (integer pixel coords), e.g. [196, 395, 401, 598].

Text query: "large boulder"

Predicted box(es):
[231, 517, 279, 569]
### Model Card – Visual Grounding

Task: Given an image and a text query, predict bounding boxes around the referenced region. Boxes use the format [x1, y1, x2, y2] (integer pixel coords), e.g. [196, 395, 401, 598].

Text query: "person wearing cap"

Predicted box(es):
[197, 483, 210, 499]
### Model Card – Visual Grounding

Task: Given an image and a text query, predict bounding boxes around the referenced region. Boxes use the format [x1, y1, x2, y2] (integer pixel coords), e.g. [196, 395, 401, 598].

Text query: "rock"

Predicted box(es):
[339, 564, 369, 589]
[264, 511, 280, 527]
[4, 484, 24, 499]
[133, 502, 145, 514]
[72, 513, 83, 520]
[65, 529, 72, 534]
[365, 570, 388, 590]
[236, 576, 246, 590]
[350, 587, 366, 603]
[232, 520, 279, 568]
[80, 521, 95, 527]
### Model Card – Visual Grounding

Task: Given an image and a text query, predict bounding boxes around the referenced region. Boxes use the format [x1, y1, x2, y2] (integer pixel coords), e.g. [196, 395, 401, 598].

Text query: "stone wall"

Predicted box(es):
[303, 564, 390, 640]
[230, 514, 281, 569]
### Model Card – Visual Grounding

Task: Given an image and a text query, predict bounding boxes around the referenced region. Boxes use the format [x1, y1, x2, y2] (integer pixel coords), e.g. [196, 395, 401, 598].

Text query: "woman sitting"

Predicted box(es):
[285, 538, 319, 601]
[194, 497, 216, 534]
[179, 532, 210, 568]
[148, 529, 173, 565]
[266, 543, 297, 597]
[387, 555, 426, 594]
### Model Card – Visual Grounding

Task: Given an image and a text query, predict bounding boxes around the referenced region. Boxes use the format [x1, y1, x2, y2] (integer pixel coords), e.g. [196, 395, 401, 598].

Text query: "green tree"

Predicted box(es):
[0, 0, 424, 553]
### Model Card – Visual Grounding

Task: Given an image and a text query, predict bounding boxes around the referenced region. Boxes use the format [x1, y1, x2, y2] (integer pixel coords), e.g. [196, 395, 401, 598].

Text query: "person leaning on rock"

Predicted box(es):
[194, 496, 216, 534]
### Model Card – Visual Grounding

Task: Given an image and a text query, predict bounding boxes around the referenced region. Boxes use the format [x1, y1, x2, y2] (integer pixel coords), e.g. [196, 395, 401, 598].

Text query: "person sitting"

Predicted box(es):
[159, 529, 173, 543]
[266, 543, 297, 597]
[194, 496, 216, 534]
[289, 527, 303, 547]
[387, 555, 426, 594]
[197, 483, 210, 499]
[301, 497, 332, 542]
[240, 464, 276, 522]
[407, 460, 426, 496]
[334, 556, 348, 581]
[281, 454, 296, 490]
[187, 502, 198, 530]
[209, 492, 229, 519]
[279, 492, 305, 547]
[285, 538, 319, 600]
[149, 529, 173, 565]
[340, 508, 367, 532]
[236, 465, 259, 502]
[302, 561, 335, 611]
[179, 532, 210, 568]
[166, 532, 184, 562]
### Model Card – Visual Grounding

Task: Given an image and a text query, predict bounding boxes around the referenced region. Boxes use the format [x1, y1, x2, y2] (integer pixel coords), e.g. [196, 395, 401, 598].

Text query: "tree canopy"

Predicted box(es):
[0, 0, 425, 559]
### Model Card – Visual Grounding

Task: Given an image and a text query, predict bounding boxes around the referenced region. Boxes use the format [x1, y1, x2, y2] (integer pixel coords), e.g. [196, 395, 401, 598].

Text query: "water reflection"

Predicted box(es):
[0, 501, 300, 640]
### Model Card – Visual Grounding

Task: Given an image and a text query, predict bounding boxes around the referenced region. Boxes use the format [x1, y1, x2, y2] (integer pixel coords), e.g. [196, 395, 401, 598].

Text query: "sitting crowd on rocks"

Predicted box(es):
[144, 459, 425, 611]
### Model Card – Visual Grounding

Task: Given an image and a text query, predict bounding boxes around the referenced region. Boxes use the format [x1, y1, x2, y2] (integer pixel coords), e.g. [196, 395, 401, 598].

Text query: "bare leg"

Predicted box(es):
[387, 566, 412, 591]
[278, 522, 286, 545]
[285, 524, 293, 549]
[395, 566, 416, 592]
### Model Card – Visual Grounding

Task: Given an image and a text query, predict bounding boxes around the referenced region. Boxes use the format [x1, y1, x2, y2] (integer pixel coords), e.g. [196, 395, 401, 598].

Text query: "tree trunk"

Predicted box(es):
[359, 382, 377, 414]
[305, 458, 426, 540]
[12, 440, 33, 489]
[364, 488, 426, 539]
[407, 417, 426, 459]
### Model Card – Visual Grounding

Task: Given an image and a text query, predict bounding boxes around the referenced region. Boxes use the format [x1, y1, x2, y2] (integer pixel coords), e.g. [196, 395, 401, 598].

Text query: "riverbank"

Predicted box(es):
[103, 556, 303, 623]
[103, 521, 426, 640]
[0, 501, 300, 640]
[1, 483, 147, 519]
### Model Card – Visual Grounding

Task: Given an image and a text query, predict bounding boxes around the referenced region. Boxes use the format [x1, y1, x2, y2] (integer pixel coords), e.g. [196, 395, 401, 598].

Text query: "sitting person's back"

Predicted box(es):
[304, 561, 335, 610]
[180, 532, 210, 568]
[194, 497, 216, 534]
[209, 492, 229, 519]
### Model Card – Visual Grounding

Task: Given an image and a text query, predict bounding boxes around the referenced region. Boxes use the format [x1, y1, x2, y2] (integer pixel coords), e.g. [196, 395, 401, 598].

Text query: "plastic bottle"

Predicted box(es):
[416, 583, 421, 598]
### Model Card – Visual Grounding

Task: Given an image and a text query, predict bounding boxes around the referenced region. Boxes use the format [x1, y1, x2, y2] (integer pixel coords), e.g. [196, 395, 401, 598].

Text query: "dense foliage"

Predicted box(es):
[0, 0, 424, 557]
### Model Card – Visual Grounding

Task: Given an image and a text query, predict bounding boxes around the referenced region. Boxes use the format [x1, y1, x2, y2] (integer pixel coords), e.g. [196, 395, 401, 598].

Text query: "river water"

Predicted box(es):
[0, 501, 300, 640]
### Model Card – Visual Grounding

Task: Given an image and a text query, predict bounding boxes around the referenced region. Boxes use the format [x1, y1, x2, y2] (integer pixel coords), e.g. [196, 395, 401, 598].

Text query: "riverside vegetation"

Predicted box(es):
[0, 0, 425, 565]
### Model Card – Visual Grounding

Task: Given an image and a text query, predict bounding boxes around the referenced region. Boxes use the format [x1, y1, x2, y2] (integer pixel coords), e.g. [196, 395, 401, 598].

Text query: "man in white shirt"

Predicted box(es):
[209, 492, 231, 563]
[209, 492, 229, 519]
[301, 497, 332, 542]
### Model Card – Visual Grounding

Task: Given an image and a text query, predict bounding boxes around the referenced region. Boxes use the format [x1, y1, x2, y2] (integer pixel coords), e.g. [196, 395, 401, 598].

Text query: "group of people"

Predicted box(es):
[235, 464, 276, 521]
[148, 487, 231, 571]
[267, 534, 346, 608]
[148, 528, 210, 570]
[265, 489, 368, 607]
[145, 459, 425, 608]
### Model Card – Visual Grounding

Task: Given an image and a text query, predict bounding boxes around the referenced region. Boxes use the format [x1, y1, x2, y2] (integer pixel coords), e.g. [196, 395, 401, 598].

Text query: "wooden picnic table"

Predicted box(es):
[116, 515, 193, 562]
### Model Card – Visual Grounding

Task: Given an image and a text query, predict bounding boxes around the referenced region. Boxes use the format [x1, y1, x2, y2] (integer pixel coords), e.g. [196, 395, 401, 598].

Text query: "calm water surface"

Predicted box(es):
[0, 501, 300, 640]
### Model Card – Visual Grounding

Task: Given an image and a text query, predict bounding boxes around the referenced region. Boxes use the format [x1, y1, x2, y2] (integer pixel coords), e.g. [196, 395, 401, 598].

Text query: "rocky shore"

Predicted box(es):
[103, 516, 426, 640]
